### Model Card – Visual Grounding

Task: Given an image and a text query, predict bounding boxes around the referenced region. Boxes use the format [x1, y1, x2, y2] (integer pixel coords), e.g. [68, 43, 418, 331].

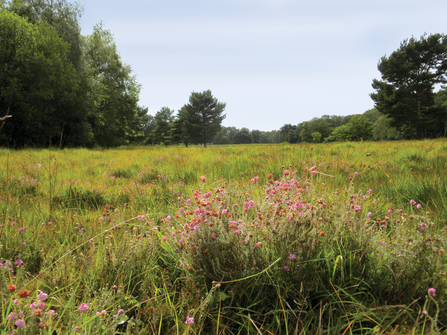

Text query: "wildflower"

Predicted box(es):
[7, 284, 16, 292]
[185, 316, 194, 325]
[152, 226, 158, 231]
[112, 285, 118, 290]
[416, 204, 422, 209]
[96, 310, 106, 315]
[47, 310, 55, 318]
[367, 212, 372, 218]
[18, 290, 31, 298]
[422, 310, 428, 316]
[267, 173, 273, 179]
[200, 176, 206, 182]
[162, 237, 168, 242]
[428, 288, 436, 297]
[78, 303, 89, 313]
[17, 227, 24, 232]
[211, 232, 216, 239]
[7, 312, 17, 321]
[354, 172, 358, 177]
[289, 254, 296, 260]
[354, 205, 361, 212]
[15, 319, 25, 328]
[256, 242, 262, 247]
[166, 215, 171, 221]
[15, 259, 23, 266]
[234, 230, 240, 234]
[410, 199, 416, 205]
[30, 301, 38, 309]
[39, 301, 45, 309]
[283, 266, 290, 271]
[118, 309, 125, 315]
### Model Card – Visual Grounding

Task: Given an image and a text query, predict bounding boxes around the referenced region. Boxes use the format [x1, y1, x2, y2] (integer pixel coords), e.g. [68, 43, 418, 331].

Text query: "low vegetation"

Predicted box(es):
[1, 140, 446, 334]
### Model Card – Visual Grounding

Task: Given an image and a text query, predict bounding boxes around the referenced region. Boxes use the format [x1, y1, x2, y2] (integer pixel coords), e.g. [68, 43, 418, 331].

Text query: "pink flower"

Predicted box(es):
[7, 312, 17, 321]
[38, 292, 48, 301]
[367, 212, 372, 218]
[15, 259, 23, 266]
[17, 227, 24, 232]
[78, 303, 89, 313]
[118, 309, 125, 315]
[354, 172, 358, 177]
[211, 232, 216, 239]
[162, 237, 168, 242]
[185, 316, 194, 325]
[256, 242, 262, 247]
[15, 319, 25, 328]
[30, 301, 38, 309]
[428, 288, 436, 297]
[283, 266, 290, 271]
[112, 285, 118, 290]
[416, 204, 422, 209]
[96, 310, 107, 315]
[200, 176, 206, 182]
[410, 199, 416, 206]
[422, 310, 428, 316]
[289, 254, 296, 260]
[47, 310, 55, 318]
[39, 301, 45, 309]
[234, 230, 240, 234]
[354, 205, 361, 212]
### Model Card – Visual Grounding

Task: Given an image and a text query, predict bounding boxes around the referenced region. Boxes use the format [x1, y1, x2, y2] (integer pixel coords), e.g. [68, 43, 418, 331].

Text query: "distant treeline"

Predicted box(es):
[2, 3, 446, 148]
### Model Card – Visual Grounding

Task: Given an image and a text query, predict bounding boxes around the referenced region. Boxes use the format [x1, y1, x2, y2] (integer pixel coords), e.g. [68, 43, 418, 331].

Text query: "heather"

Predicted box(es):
[1, 140, 446, 334]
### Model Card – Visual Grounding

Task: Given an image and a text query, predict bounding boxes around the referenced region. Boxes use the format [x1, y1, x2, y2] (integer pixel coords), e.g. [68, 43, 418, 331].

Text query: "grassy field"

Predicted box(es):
[1, 139, 446, 334]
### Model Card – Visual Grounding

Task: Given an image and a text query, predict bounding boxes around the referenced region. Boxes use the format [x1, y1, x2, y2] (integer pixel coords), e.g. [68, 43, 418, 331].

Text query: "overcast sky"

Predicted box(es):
[79, 0, 447, 131]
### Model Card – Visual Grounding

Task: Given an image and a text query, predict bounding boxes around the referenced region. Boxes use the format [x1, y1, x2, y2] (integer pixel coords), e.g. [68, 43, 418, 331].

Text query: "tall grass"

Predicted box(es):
[0, 139, 446, 334]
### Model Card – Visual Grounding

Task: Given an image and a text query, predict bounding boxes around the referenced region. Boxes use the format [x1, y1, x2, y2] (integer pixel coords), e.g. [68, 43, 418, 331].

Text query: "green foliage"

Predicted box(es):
[371, 33, 447, 138]
[153, 107, 174, 147]
[0, 3, 146, 148]
[82, 23, 142, 147]
[332, 115, 373, 141]
[0, 9, 83, 147]
[183, 90, 226, 147]
[232, 128, 253, 144]
[311, 131, 322, 143]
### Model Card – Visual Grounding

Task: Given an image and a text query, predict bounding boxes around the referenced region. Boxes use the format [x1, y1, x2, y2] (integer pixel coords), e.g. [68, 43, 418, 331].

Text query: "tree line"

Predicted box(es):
[1, 0, 149, 147]
[2, 4, 446, 149]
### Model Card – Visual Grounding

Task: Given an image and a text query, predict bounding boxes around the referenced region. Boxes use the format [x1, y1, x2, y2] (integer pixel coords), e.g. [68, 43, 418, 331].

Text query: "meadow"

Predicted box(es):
[0, 139, 446, 334]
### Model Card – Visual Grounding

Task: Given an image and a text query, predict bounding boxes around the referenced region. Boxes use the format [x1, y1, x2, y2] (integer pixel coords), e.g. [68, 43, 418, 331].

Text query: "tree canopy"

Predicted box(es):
[183, 90, 226, 148]
[371, 34, 447, 138]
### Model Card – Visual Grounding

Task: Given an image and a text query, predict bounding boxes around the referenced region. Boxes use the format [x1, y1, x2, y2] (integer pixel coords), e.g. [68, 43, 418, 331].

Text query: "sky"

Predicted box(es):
[78, 0, 447, 131]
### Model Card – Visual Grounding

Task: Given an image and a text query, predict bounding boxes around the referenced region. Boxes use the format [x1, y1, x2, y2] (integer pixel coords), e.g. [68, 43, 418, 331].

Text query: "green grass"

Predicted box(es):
[0, 140, 446, 334]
